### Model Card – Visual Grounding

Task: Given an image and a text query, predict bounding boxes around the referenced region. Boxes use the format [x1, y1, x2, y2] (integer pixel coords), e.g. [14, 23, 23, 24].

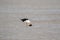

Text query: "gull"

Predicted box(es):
[21, 18, 32, 26]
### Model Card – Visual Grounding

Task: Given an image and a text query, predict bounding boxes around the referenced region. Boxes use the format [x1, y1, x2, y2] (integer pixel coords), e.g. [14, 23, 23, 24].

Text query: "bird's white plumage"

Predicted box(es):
[24, 20, 31, 26]
[24, 20, 30, 23]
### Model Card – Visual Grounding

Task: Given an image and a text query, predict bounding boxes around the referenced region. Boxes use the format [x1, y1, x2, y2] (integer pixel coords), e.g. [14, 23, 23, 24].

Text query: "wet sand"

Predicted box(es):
[0, 0, 60, 40]
[0, 13, 60, 40]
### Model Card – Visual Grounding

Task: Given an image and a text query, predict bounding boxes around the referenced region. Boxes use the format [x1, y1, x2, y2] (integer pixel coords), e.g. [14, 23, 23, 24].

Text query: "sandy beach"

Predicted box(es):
[0, 0, 60, 40]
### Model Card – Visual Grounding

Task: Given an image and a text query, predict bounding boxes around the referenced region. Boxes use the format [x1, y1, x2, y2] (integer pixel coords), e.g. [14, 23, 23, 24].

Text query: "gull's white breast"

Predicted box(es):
[24, 20, 31, 23]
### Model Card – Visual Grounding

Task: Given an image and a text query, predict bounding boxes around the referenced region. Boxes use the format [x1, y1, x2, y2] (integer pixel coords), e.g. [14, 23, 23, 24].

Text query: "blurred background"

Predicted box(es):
[0, 0, 60, 40]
